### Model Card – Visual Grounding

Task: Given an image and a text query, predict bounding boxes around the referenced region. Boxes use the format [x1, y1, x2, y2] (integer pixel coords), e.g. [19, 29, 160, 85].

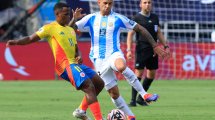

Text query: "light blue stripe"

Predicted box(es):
[112, 16, 126, 53]
[99, 16, 108, 58]
[85, 16, 96, 56]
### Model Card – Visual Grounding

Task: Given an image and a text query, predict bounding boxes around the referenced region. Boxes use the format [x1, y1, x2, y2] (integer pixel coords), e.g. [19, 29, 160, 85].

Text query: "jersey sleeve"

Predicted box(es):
[156, 14, 160, 26]
[35, 25, 50, 39]
[117, 14, 137, 30]
[75, 14, 93, 32]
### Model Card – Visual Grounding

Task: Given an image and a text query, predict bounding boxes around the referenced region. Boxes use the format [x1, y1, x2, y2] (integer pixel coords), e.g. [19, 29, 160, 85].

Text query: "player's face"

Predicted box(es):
[57, 7, 71, 25]
[98, 0, 113, 16]
[140, 0, 152, 14]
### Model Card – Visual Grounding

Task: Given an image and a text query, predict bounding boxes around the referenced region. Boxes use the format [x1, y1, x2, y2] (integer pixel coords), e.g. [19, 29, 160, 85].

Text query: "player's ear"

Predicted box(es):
[139, 0, 142, 8]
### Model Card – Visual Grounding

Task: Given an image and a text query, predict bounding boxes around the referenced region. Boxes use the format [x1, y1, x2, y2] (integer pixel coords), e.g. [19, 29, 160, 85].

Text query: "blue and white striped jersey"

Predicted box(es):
[76, 11, 137, 59]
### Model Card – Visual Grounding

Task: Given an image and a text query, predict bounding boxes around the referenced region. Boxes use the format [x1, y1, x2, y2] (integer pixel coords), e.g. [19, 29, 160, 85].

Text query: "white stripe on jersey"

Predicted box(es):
[76, 11, 137, 59]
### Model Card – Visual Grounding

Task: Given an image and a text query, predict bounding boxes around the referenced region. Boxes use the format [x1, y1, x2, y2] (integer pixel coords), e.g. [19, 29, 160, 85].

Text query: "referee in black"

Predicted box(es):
[126, 0, 171, 106]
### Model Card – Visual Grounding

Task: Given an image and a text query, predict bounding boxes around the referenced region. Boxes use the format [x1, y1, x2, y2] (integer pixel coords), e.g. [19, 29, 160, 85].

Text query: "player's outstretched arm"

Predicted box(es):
[133, 24, 168, 59]
[68, 8, 86, 29]
[6, 33, 41, 47]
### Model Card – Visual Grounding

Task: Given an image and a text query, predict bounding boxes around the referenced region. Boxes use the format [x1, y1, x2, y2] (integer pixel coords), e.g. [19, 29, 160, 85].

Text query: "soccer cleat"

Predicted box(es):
[136, 99, 148, 106]
[127, 116, 136, 120]
[143, 93, 159, 103]
[72, 108, 91, 120]
[128, 101, 137, 107]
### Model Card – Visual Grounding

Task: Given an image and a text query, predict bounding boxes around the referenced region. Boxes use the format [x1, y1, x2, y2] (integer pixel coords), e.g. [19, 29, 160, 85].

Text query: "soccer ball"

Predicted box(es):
[107, 109, 127, 120]
[0, 73, 4, 80]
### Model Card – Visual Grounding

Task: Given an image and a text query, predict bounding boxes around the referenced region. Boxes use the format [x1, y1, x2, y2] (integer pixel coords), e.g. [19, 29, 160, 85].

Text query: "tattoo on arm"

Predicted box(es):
[133, 24, 157, 47]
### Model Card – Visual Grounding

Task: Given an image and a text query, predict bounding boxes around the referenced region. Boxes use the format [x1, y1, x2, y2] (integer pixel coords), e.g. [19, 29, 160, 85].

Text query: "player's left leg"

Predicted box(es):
[63, 64, 103, 120]
[79, 79, 103, 120]
[72, 64, 104, 119]
[74, 74, 104, 115]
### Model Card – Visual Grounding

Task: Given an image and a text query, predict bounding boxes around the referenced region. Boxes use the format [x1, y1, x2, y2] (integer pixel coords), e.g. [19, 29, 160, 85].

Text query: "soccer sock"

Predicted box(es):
[142, 77, 154, 91]
[79, 96, 88, 111]
[138, 77, 154, 101]
[122, 67, 147, 96]
[89, 101, 103, 120]
[131, 77, 141, 102]
[111, 96, 135, 116]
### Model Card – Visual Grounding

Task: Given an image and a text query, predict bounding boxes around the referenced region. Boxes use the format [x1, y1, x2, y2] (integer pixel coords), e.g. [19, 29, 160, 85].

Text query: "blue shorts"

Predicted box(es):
[60, 64, 96, 89]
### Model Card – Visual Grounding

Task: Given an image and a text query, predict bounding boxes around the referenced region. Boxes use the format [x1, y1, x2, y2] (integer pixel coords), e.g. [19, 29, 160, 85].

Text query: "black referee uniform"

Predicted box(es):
[134, 12, 159, 70]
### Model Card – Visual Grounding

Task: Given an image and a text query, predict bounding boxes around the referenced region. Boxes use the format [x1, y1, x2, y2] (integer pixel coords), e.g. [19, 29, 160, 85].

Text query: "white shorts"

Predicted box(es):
[91, 52, 126, 90]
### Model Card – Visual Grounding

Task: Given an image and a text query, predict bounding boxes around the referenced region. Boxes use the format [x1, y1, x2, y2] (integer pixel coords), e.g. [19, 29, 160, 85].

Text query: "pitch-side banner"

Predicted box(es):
[1, 42, 215, 80]
[120, 42, 215, 80]
[0, 42, 55, 80]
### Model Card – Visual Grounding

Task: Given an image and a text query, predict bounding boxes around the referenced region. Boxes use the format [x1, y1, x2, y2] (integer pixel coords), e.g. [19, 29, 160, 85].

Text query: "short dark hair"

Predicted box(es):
[54, 2, 69, 12]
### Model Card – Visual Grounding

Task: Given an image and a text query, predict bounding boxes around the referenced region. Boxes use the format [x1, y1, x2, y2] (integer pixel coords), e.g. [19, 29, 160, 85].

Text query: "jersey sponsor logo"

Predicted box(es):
[80, 72, 85, 77]
[108, 22, 113, 27]
[135, 63, 140, 67]
[68, 38, 74, 46]
[60, 31, 65, 35]
[129, 20, 135, 26]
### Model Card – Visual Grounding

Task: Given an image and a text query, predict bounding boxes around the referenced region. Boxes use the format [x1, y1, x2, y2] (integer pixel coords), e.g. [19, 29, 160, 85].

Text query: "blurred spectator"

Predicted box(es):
[0, 0, 26, 39]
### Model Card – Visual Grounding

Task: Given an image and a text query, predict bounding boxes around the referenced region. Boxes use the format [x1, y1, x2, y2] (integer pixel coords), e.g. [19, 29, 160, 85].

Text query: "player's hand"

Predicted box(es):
[6, 40, 18, 47]
[72, 8, 86, 20]
[164, 47, 171, 60]
[153, 45, 169, 60]
[126, 51, 132, 60]
[75, 55, 83, 64]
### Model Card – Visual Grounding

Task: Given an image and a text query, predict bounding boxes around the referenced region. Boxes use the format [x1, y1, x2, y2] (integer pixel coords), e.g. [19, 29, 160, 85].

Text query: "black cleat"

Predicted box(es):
[136, 99, 149, 106]
[128, 101, 137, 107]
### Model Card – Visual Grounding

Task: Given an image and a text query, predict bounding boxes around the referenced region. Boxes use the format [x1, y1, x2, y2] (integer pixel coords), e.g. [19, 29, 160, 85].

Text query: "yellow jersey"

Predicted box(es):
[36, 21, 77, 75]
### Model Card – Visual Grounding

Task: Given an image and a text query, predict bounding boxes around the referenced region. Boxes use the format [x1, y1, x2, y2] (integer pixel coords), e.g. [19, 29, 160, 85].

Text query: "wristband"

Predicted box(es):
[164, 45, 169, 49]
[126, 49, 131, 52]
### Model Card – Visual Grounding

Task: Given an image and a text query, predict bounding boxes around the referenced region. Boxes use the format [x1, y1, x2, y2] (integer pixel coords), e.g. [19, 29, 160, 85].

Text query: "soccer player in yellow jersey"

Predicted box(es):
[6, 2, 104, 120]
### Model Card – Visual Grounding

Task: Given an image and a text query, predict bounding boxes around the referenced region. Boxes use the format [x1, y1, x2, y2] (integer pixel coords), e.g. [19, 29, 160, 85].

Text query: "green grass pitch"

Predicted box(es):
[0, 80, 215, 120]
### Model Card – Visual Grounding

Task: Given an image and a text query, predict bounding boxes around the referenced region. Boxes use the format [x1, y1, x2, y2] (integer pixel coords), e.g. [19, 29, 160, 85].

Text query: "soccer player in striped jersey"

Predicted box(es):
[6, 2, 104, 120]
[70, 0, 169, 119]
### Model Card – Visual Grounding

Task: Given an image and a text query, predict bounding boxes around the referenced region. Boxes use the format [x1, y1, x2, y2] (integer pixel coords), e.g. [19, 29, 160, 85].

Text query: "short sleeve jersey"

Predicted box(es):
[76, 11, 137, 59]
[36, 21, 77, 75]
[134, 13, 159, 48]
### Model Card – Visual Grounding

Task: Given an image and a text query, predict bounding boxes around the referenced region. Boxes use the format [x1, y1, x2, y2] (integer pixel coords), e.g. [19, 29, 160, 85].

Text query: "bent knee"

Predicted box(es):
[108, 86, 120, 99]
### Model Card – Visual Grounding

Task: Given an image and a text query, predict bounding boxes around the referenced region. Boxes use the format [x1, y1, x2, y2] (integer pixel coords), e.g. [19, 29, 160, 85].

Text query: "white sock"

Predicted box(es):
[111, 96, 134, 116]
[122, 67, 147, 96]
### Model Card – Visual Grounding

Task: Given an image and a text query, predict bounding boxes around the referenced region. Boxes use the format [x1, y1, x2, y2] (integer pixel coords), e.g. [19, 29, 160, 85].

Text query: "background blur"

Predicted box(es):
[0, 0, 215, 80]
